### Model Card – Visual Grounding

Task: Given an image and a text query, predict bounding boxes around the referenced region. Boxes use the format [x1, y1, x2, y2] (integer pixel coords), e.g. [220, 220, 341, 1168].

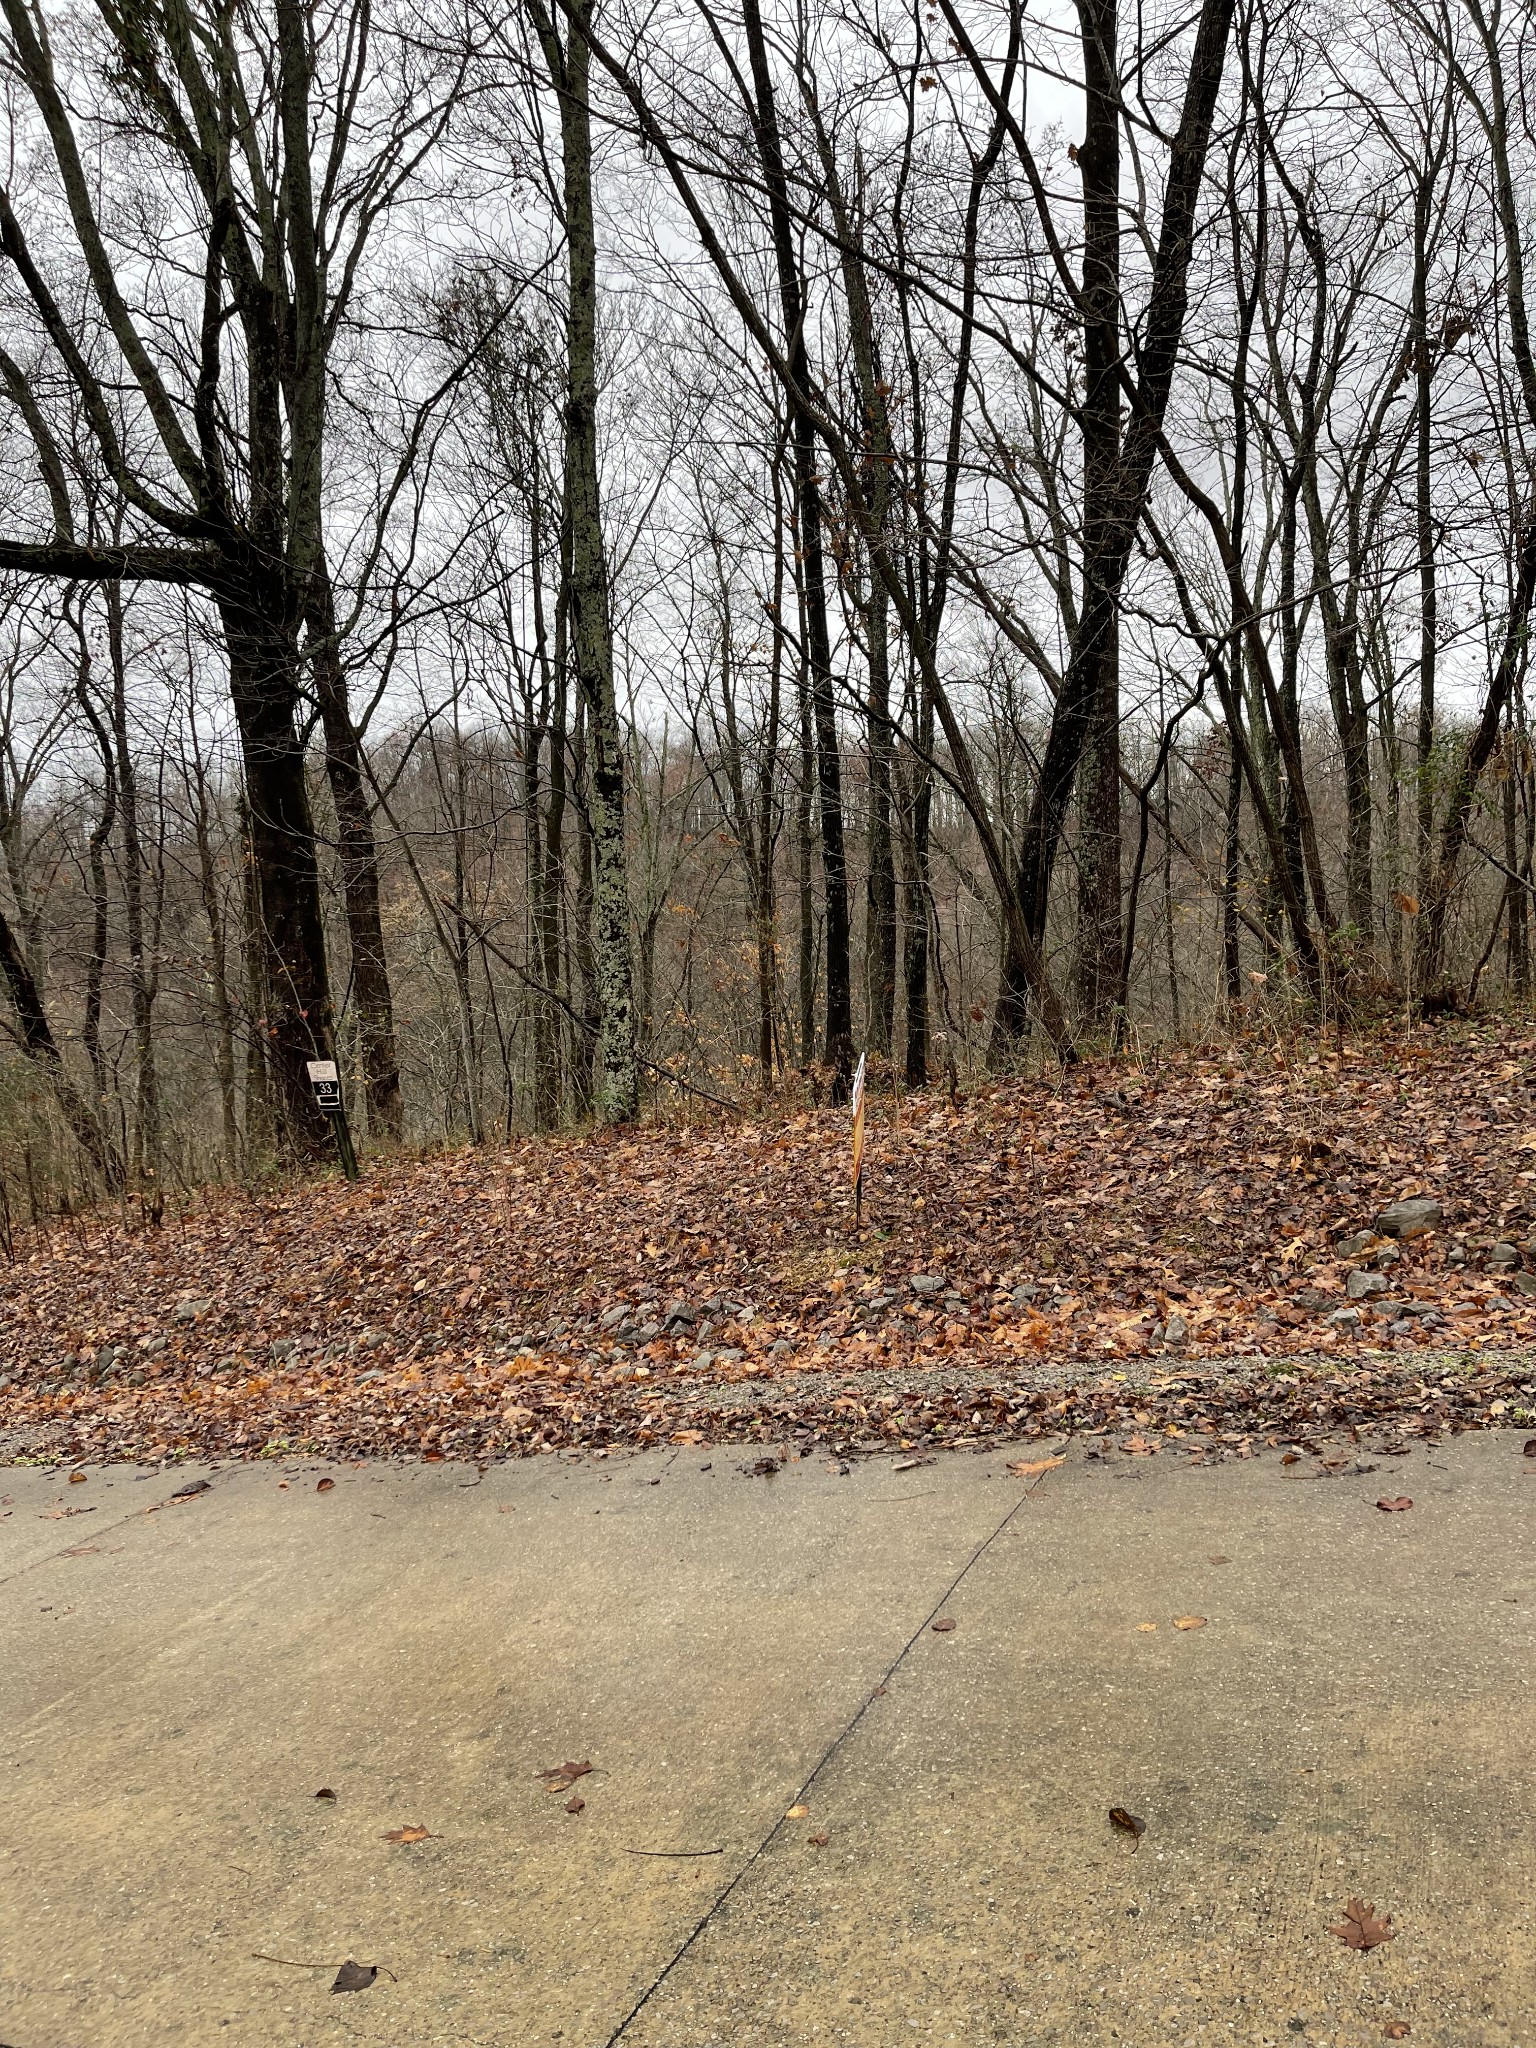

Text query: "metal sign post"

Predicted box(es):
[306, 1059, 360, 1181]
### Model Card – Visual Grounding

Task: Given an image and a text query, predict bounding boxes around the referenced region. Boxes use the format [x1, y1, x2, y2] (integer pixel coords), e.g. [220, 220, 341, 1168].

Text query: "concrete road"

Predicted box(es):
[0, 1437, 1532, 2048]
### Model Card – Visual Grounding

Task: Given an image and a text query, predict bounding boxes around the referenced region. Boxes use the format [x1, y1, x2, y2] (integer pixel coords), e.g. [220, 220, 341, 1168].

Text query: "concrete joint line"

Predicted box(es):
[0, 1472, 229, 1592]
[602, 1476, 1043, 2045]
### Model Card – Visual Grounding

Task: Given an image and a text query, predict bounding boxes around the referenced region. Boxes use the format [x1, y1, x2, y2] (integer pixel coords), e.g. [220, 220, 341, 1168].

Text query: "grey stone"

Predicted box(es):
[1164, 1315, 1188, 1347]
[1328, 1306, 1362, 1328]
[1486, 1242, 1521, 1270]
[1346, 1269, 1390, 1299]
[358, 1328, 387, 1351]
[1336, 1232, 1377, 1258]
[1010, 1283, 1039, 1308]
[1373, 1197, 1443, 1239]
[909, 1274, 945, 1297]
[599, 1305, 628, 1330]
[269, 1339, 295, 1362]
[173, 1298, 212, 1325]
[1512, 1273, 1536, 1298]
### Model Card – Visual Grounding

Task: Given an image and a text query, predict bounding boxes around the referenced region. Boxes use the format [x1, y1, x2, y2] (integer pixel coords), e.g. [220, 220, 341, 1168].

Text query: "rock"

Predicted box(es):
[1164, 1314, 1188, 1347]
[1513, 1273, 1536, 1297]
[1346, 1269, 1390, 1299]
[173, 1298, 212, 1324]
[598, 1304, 628, 1330]
[358, 1328, 387, 1351]
[1010, 1283, 1039, 1308]
[909, 1274, 945, 1296]
[1328, 1307, 1361, 1328]
[270, 1338, 295, 1362]
[1485, 1242, 1521, 1269]
[1337, 1232, 1377, 1258]
[1373, 1197, 1442, 1239]
[664, 1301, 696, 1330]
[95, 1344, 119, 1373]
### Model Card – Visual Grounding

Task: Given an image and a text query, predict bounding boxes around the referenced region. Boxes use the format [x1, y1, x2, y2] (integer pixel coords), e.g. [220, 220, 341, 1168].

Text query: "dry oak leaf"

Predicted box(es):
[1173, 1615, 1207, 1631]
[1108, 1807, 1146, 1847]
[381, 1825, 432, 1844]
[1007, 1454, 1066, 1479]
[535, 1760, 593, 1789]
[1331, 1897, 1395, 1950]
[1376, 1497, 1414, 1513]
[1383, 2025, 1411, 2040]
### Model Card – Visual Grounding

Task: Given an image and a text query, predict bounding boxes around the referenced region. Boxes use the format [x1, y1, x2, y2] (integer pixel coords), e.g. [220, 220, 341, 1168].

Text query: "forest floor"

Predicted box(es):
[6, 1022, 1536, 1469]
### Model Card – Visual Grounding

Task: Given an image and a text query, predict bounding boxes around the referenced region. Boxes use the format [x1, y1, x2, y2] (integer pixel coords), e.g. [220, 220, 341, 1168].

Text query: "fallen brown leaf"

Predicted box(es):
[565, 1795, 585, 1814]
[786, 1803, 809, 1819]
[1136, 1622, 1158, 1633]
[1331, 1897, 1395, 1950]
[1282, 1451, 1301, 1465]
[807, 1832, 829, 1847]
[332, 1960, 378, 1992]
[931, 1617, 957, 1633]
[1208, 1554, 1230, 1564]
[317, 1477, 335, 1493]
[1108, 1807, 1145, 1847]
[1376, 1497, 1414, 1512]
[1007, 1454, 1066, 1479]
[68, 1471, 87, 1485]
[381, 1825, 432, 1844]
[1173, 1615, 1207, 1630]
[535, 1759, 593, 1789]
[314, 1787, 337, 1801]
[1383, 2025, 1411, 2040]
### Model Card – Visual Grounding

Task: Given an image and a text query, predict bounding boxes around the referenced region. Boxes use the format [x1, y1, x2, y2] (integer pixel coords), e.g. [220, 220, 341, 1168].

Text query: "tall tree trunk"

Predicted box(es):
[0, 902, 121, 1186]
[106, 585, 160, 1183]
[307, 571, 403, 1141]
[220, 592, 334, 1154]
[739, 0, 853, 1095]
[1072, 0, 1124, 1031]
[534, 0, 638, 1124]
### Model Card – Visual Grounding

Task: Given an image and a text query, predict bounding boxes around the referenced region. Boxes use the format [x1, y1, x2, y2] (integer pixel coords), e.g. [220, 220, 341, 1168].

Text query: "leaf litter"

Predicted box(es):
[7, 1032, 1536, 1468]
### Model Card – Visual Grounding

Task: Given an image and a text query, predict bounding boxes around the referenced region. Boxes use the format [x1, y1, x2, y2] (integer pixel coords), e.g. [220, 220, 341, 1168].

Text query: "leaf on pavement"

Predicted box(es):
[786, 1804, 809, 1819]
[1331, 1897, 1395, 1950]
[314, 1787, 337, 1801]
[931, 1617, 957, 1632]
[381, 1825, 432, 1844]
[68, 1471, 87, 1484]
[1007, 1454, 1066, 1478]
[1376, 1497, 1413, 1512]
[1383, 2025, 1411, 2039]
[807, 1832, 829, 1847]
[1108, 1808, 1145, 1846]
[565, 1795, 585, 1814]
[332, 1960, 378, 1992]
[1136, 1622, 1158, 1633]
[535, 1759, 593, 1789]
[1173, 1615, 1207, 1630]
[316, 1477, 335, 1492]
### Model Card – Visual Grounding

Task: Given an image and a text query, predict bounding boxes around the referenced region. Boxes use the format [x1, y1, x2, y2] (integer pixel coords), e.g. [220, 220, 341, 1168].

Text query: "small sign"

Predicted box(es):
[850, 1051, 868, 1224]
[306, 1059, 343, 1114]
